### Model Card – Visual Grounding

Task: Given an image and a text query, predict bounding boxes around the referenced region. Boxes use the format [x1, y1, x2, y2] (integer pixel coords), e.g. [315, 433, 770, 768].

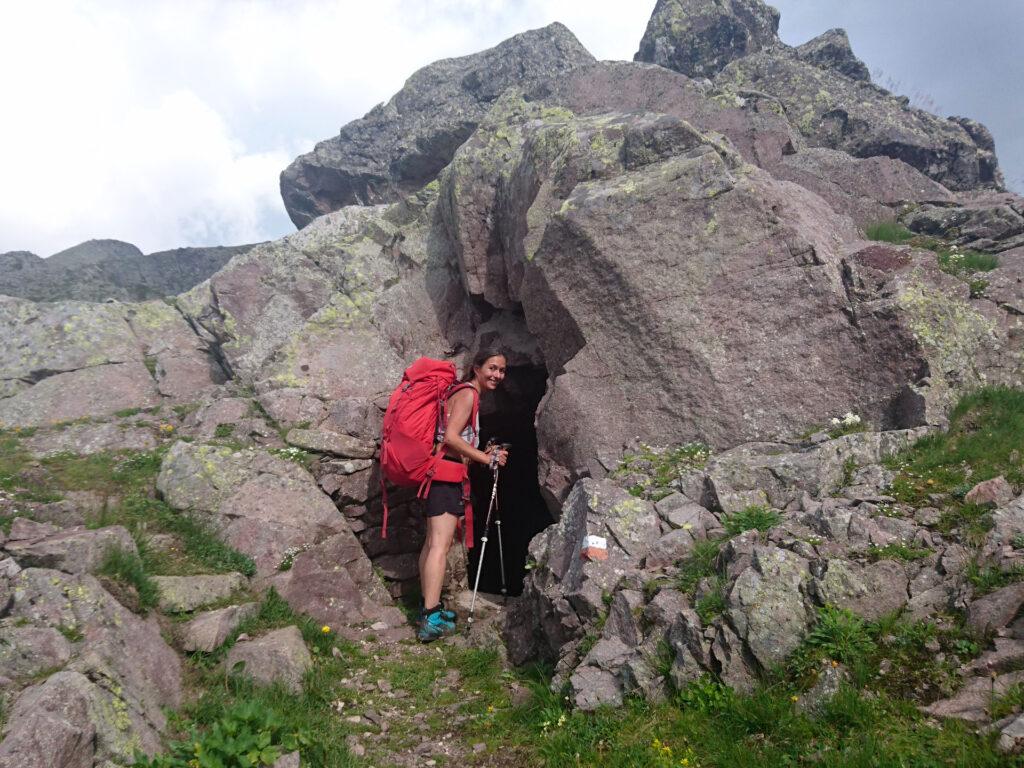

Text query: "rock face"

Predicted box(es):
[0, 296, 226, 422]
[714, 49, 1001, 191]
[0, 568, 182, 765]
[279, 23, 595, 227]
[634, 0, 781, 78]
[225, 626, 311, 694]
[0, 240, 255, 302]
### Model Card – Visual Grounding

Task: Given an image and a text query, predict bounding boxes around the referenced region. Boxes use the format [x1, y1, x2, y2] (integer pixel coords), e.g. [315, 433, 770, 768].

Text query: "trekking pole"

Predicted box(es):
[467, 463, 500, 630]
[494, 474, 508, 603]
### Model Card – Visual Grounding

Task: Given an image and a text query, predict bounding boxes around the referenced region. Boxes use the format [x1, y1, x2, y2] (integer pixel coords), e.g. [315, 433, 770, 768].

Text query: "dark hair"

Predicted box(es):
[461, 345, 508, 382]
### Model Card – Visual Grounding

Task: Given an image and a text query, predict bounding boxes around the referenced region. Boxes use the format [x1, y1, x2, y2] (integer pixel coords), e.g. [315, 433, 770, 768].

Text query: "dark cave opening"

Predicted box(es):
[467, 362, 551, 598]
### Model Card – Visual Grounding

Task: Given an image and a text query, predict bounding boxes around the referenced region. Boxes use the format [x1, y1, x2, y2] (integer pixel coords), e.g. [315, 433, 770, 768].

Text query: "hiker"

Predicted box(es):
[417, 347, 508, 642]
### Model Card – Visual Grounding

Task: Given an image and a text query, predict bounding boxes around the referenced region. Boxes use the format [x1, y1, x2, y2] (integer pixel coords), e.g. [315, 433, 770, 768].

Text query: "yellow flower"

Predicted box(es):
[790, 695, 799, 702]
[321, 625, 331, 633]
[680, 760, 689, 767]
[487, 705, 495, 713]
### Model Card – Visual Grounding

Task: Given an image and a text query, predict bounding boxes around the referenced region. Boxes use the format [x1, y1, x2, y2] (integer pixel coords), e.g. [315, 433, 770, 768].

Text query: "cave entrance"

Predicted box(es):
[467, 363, 551, 597]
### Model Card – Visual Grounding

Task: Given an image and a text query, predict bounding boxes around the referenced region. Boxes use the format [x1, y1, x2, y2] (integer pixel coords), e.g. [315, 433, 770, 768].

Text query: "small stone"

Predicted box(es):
[473, 743, 486, 753]
[377, 679, 392, 692]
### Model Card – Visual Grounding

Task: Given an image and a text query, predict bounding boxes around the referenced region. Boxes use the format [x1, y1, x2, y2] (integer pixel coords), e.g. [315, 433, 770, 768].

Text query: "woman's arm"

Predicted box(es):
[442, 389, 505, 466]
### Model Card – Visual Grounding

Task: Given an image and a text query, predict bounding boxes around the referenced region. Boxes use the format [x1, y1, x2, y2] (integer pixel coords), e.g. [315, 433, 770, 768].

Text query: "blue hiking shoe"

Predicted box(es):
[417, 606, 456, 643]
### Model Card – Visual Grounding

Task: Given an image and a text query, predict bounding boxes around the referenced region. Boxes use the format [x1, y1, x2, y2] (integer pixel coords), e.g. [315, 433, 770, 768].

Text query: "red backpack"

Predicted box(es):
[379, 357, 479, 547]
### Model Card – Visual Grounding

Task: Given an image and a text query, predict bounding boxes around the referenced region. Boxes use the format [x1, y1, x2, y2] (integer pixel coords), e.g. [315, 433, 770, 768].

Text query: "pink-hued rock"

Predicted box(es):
[965, 476, 1016, 508]
[226, 626, 311, 694]
[967, 582, 1024, 633]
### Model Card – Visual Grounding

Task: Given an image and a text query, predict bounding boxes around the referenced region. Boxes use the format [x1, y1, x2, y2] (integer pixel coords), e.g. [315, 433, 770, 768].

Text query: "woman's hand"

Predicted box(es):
[484, 446, 508, 469]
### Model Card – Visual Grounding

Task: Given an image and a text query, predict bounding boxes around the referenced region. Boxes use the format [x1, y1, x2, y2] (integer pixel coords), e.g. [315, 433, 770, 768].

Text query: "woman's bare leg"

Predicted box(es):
[420, 512, 460, 609]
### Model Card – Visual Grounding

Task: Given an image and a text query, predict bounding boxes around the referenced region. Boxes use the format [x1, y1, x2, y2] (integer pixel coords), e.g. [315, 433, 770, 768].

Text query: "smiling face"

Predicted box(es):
[473, 355, 507, 391]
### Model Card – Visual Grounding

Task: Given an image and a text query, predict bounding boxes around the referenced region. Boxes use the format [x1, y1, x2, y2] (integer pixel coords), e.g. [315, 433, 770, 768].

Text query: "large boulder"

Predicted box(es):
[0, 568, 182, 764]
[157, 441, 347, 576]
[634, 0, 781, 78]
[280, 23, 595, 227]
[225, 626, 311, 694]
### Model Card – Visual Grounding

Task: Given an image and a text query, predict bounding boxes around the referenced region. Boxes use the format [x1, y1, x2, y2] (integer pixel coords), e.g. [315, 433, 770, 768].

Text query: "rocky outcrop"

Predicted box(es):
[0, 568, 182, 765]
[714, 48, 1001, 191]
[279, 23, 594, 227]
[634, 0, 781, 78]
[225, 626, 311, 694]
[0, 296, 226, 424]
[794, 28, 870, 82]
[0, 240, 254, 303]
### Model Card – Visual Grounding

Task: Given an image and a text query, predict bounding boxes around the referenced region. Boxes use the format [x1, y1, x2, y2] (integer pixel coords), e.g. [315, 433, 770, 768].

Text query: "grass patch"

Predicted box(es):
[937, 247, 999, 277]
[213, 423, 235, 438]
[676, 538, 723, 594]
[790, 607, 980, 703]
[965, 560, 1024, 597]
[722, 505, 781, 536]
[865, 220, 915, 244]
[97, 545, 159, 611]
[885, 387, 1024, 512]
[866, 543, 931, 562]
[612, 442, 711, 500]
[695, 579, 727, 624]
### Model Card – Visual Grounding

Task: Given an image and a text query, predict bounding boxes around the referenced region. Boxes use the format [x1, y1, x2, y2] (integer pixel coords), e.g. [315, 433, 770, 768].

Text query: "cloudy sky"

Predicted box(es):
[2, 0, 1021, 256]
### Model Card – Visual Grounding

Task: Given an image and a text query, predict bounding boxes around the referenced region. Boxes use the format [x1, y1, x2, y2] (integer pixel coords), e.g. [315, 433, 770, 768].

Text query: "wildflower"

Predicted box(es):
[487, 705, 495, 713]
[790, 695, 799, 702]
[831, 660, 839, 668]
[321, 625, 331, 634]
[682, 523, 693, 530]
[557, 713, 566, 727]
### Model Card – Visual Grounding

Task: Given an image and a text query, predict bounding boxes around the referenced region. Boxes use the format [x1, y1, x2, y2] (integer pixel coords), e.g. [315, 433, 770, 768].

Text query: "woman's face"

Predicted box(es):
[475, 355, 507, 391]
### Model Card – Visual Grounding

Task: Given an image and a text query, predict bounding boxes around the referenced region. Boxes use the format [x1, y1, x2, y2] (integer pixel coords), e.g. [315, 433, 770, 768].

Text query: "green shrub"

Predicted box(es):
[132, 699, 309, 767]
[722, 505, 781, 536]
[864, 220, 915, 244]
[214, 423, 235, 438]
[936, 247, 999, 277]
[797, 606, 875, 672]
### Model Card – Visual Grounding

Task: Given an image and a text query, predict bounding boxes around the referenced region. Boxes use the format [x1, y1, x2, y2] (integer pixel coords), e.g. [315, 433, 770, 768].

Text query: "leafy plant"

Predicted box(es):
[214, 423, 236, 438]
[800, 605, 875, 669]
[721, 505, 780, 536]
[695, 578, 727, 624]
[132, 699, 309, 767]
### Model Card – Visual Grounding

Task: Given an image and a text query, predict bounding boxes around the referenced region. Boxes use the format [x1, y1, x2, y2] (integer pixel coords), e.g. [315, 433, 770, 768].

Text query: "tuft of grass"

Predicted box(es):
[97, 545, 159, 610]
[965, 559, 1024, 597]
[866, 543, 930, 562]
[695, 580, 727, 624]
[676, 538, 723, 594]
[937, 247, 999, 277]
[722, 505, 781, 536]
[213, 423, 235, 438]
[95, 494, 255, 578]
[865, 220, 915, 244]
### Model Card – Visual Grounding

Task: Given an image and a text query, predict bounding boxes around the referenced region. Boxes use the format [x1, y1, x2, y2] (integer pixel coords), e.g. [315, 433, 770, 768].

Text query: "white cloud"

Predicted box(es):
[0, 1, 1019, 255]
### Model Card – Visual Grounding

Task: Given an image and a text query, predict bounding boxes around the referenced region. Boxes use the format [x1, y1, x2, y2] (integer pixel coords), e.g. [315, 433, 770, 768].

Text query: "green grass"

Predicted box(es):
[965, 560, 1024, 597]
[866, 543, 931, 562]
[937, 248, 999, 277]
[865, 220, 915, 244]
[97, 545, 160, 611]
[676, 538, 723, 594]
[789, 608, 979, 702]
[722, 505, 781, 536]
[885, 386, 1024, 508]
[613, 442, 711, 501]
[695, 580, 727, 624]
[213, 423, 235, 438]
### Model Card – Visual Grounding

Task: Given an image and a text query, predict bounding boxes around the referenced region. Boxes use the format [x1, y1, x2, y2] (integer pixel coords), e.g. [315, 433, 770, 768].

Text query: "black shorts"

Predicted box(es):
[423, 480, 466, 518]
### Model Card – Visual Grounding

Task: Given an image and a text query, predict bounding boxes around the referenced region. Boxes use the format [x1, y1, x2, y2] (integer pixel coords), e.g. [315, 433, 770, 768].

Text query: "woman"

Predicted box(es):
[417, 347, 508, 642]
